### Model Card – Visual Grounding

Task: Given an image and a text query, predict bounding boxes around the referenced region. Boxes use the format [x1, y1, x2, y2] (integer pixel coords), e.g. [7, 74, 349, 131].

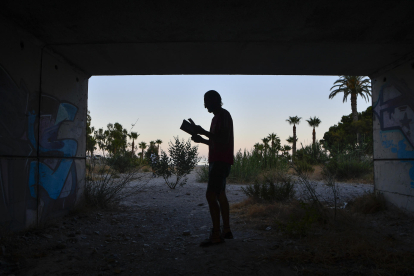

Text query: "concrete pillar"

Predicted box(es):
[372, 60, 414, 212]
[0, 18, 88, 231]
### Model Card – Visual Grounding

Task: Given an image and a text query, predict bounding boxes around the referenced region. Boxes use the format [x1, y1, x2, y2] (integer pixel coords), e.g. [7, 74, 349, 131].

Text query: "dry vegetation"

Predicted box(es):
[287, 164, 374, 184]
[230, 193, 414, 275]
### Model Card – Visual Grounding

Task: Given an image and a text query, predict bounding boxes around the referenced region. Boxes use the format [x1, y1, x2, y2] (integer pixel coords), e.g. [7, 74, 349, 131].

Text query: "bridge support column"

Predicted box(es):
[372, 60, 414, 212]
[0, 18, 89, 231]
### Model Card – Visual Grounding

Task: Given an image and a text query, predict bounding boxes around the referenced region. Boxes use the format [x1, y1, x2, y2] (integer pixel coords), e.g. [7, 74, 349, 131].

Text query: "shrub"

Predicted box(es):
[294, 160, 315, 174]
[106, 153, 138, 173]
[154, 137, 200, 189]
[84, 160, 147, 208]
[229, 149, 289, 183]
[196, 163, 209, 182]
[241, 171, 296, 201]
[228, 149, 262, 183]
[276, 201, 321, 237]
[295, 142, 328, 165]
[323, 153, 372, 181]
[348, 192, 387, 214]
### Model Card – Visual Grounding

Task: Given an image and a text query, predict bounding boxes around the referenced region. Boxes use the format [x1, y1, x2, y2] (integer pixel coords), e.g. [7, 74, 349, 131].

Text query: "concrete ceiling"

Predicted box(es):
[2, 0, 414, 76]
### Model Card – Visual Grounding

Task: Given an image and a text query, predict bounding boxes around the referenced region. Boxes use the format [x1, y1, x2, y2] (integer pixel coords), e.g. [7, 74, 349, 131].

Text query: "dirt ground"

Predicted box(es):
[0, 171, 412, 276]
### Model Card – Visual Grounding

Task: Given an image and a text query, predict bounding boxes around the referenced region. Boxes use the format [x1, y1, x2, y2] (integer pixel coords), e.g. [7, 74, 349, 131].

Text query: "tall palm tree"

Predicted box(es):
[329, 76, 371, 122]
[155, 139, 163, 154]
[129, 132, 139, 157]
[306, 116, 321, 145]
[138, 142, 147, 162]
[286, 116, 301, 157]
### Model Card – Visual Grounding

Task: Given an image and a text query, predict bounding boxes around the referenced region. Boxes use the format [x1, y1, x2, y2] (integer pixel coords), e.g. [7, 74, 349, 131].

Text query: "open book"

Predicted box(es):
[180, 119, 195, 135]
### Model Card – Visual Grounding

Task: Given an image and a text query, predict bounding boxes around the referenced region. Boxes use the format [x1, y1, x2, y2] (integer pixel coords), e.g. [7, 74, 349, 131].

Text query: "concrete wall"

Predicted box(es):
[372, 60, 414, 212]
[0, 18, 88, 231]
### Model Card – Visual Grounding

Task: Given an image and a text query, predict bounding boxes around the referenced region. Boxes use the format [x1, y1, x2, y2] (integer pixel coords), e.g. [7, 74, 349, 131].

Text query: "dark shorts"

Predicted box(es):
[207, 162, 231, 194]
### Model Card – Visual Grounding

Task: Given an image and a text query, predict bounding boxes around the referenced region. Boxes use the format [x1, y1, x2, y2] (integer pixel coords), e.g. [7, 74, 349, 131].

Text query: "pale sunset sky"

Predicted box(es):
[88, 75, 371, 159]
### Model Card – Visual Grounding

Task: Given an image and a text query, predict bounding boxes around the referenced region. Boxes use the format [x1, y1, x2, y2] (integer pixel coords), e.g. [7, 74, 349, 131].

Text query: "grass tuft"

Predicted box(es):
[348, 191, 387, 214]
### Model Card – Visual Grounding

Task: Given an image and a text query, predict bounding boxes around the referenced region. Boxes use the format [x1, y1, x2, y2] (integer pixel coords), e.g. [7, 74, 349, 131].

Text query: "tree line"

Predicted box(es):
[86, 113, 162, 163]
[252, 75, 372, 161]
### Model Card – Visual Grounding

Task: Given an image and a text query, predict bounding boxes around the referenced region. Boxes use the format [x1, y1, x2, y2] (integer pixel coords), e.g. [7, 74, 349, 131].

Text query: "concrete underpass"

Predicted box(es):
[1, 0, 414, 231]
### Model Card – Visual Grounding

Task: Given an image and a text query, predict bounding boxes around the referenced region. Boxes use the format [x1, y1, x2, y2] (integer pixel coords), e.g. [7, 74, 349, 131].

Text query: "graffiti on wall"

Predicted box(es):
[373, 76, 414, 188]
[0, 64, 81, 229]
[28, 95, 79, 219]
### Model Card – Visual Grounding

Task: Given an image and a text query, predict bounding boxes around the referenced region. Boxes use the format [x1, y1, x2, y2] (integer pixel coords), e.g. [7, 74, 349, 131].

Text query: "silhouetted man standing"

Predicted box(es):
[191, 90, 234, 246]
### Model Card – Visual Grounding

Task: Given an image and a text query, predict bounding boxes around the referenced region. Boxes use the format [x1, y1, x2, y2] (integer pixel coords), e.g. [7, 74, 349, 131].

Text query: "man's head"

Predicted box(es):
[204, 90, 222, 113]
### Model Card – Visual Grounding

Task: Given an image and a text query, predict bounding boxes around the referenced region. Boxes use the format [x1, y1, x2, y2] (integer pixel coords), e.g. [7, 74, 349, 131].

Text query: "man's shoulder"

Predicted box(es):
[220, 108, 232, 118]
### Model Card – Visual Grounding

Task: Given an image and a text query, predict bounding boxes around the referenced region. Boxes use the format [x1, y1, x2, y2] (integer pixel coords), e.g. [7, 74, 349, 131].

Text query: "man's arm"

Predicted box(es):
[191, 134, 210, 145]
[188, 119, 219, 142]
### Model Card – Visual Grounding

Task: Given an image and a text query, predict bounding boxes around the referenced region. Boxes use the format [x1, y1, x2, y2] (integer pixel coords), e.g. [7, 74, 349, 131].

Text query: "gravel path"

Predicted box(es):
[1, 170, 375, 276]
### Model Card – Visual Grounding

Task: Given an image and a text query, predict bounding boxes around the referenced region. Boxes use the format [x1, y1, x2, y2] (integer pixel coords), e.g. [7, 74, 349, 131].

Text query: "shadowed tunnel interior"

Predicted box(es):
[0, 0, 414, 231]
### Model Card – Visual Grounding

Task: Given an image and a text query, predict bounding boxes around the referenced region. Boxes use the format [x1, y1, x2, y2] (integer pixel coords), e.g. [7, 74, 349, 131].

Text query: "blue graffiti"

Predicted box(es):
[373, 76, 414, 148]
[28, 97, 78, 200]
[375, 76, 414, 188]
[29, 159, 74, 200]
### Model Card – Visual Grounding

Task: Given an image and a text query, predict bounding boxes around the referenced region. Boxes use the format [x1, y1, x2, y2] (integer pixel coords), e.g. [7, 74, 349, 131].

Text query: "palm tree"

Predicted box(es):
[286, 136, 298, 157]
[282, 145, 292, 158]
[253, 143, 264, 158]
[129, 132, 139, 157]
[94, 128, 109, 156]
[155, 139, 163, 154]
[138, 142, 147, 162]
[306, 116, 321, 145]
[267, 133, 280, 168]
[286, 136, 298, 144]
[286, 116, 301, 157]
[257, 144, 264, 157]
[329, 76, 371, 122]
[267, 133, 277, 155]
[262, 137, 270, 168]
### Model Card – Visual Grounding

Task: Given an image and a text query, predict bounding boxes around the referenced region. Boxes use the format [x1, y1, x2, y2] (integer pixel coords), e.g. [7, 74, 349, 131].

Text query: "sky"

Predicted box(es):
[88, 75, 371, 160]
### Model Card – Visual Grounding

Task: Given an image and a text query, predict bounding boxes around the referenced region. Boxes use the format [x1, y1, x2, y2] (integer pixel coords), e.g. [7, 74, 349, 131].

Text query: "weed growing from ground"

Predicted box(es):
[84, 159, 148, 208]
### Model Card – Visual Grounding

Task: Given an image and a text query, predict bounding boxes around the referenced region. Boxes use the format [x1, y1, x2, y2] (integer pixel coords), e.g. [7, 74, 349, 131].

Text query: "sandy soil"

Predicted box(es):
[1, 170, 403, 276]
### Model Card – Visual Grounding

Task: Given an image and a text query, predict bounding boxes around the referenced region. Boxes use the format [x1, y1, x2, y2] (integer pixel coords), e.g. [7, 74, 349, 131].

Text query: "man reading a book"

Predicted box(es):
[190, 90, 234, 247]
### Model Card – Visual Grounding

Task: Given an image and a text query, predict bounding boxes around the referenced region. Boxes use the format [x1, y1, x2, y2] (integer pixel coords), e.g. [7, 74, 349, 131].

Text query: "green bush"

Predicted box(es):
[196, 163, 209, 182]
[324, 153, 372, 181]
[229, 149, 289, 183]
[106, 153, 139, 173]
[242, 171, 296, 201]
[154, 137, 200, 189]
[294, 160, 315, 174]
[295, 142, 328, 165]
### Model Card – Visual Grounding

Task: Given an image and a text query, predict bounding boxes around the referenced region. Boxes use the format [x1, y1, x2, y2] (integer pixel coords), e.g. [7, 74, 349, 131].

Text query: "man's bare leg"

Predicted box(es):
[218, 191, 231, 234]
[206, 191, 222, 242]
